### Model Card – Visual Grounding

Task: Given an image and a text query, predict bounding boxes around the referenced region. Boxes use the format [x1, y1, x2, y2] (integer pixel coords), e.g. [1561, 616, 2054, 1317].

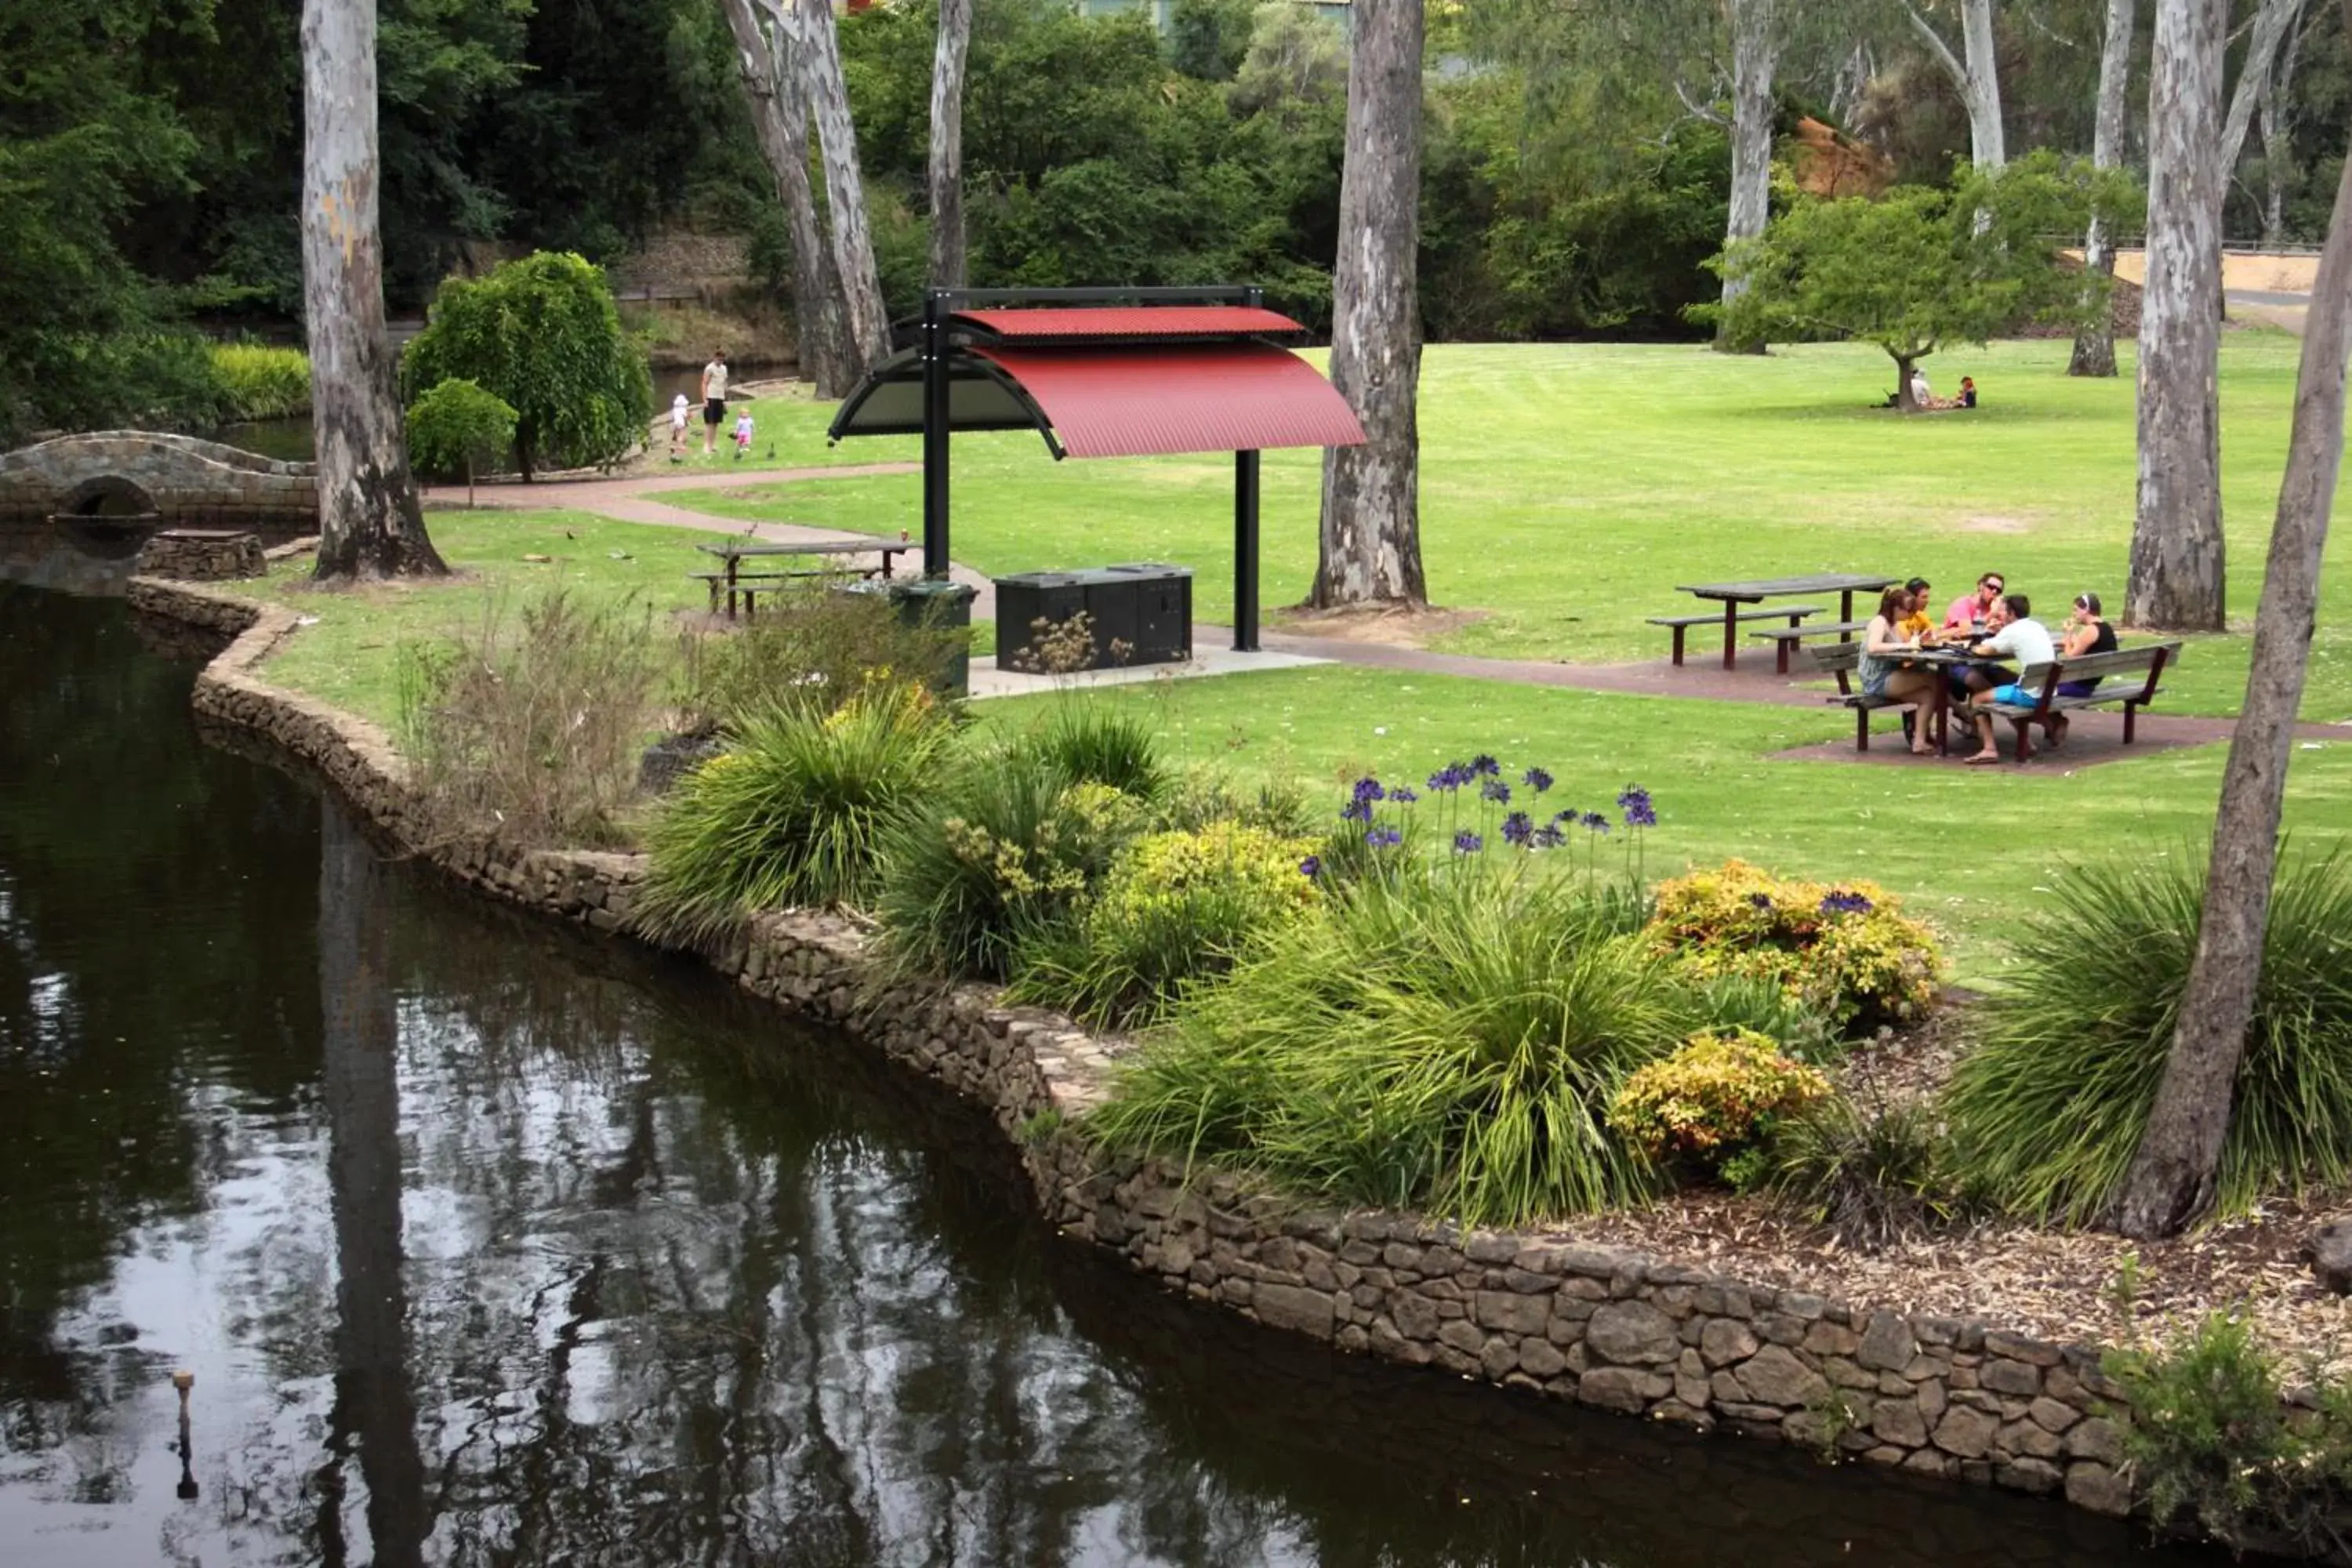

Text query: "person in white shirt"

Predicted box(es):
[669, 393, 690, 460]
[699, 350, 730, 456]
[1962, 593, 2059, 764]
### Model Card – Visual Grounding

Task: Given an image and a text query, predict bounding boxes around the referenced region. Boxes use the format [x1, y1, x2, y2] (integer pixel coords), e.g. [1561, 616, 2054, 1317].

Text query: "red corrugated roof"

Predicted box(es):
[968, 342, 1365, 458]
[956, 306, 1306, 341]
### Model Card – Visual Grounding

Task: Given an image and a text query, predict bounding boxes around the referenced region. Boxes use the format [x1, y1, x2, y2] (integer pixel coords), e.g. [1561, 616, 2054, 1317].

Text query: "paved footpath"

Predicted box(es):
[429, 463, 2343, 760]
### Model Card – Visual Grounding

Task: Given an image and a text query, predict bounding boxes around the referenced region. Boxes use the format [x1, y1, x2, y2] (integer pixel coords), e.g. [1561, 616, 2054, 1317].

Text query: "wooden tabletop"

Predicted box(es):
[1676, 573, 1896, 601]
[696, 535, 913, 559]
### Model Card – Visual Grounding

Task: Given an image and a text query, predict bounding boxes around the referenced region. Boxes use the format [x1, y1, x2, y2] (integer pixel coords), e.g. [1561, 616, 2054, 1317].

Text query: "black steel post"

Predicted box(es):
[921, 289, 951, 578]
[1234, 449, 1261, 652]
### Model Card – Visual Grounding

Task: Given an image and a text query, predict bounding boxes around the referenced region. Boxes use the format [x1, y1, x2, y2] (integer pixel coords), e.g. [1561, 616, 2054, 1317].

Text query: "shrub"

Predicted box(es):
[1606, 1029, 1831, 1173]
[678, 580, 964, 732]
[396, 590, 666, 848]
[1025, 702, 1170, 800]
[634, 683, 951, 940]
[1152, 767, 1317, 839]
[401, 251, 652, 477]
[1087, 865, 1700, 1224]
[1944, 851, 2352, 1224]
[1752, 1091, 1967, 1249]
[405, 376, 517, 502]
[1646, 859, 1942, 1033]
[1690, 971, 1842, 1062]
[875, 750, 1145, 982]
[209, 342, 310, 421]
[1008, 820, 1320, 1027]
[2106, 1312, 2352, 1555]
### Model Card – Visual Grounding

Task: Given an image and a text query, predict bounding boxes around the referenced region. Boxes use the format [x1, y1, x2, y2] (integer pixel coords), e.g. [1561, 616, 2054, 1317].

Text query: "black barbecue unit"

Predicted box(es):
[994, 564, 1193, 670]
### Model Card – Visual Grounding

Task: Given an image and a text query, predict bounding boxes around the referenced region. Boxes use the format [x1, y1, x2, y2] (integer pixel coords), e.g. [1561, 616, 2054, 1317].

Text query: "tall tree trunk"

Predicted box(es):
[1905, 0, 2005, 169]
[720, 0, 850, 395]
[318, 808, 428, 1564]
[1311, 0, 1425, 610]
[2111, 42, 2352, 1239]
[927, 0, 973, 289]
[2071, 0, 2139, 378]
[767, 0, 891, 382]
[2129, 0, 2229, 632]
[301, 0, 445, 582]
[2257, 2, 2310, 246]
[2219, 0, 2307, 187]
[1716, 0, 1780, 355]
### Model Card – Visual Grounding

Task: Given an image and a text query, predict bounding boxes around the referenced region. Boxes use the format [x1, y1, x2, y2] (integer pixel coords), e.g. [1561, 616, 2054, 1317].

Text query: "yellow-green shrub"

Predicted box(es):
[1646, 859, 1942, 1033]
[1606, 1028, 1832, 1169]
[1010, 820, 1319, 1027]
[210, 343, 311, 420]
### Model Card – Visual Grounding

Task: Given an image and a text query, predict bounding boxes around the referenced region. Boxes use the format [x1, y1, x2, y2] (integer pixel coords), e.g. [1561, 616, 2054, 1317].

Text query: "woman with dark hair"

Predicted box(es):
[2044, 592, 2118, 746]
[1860, 584, 1942, 757]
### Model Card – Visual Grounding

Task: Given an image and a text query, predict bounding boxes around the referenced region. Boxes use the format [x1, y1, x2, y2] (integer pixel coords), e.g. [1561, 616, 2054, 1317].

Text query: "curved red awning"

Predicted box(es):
[967, 342, 1365, 459]
[954, 305, 1306, 342]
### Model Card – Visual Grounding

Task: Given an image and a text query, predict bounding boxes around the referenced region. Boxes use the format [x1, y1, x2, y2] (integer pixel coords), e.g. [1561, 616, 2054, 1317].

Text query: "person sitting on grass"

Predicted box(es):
[1963, 593, 2059, 764]
[1958, 376, 1978, 409]
[1860, 585, 1943, 757]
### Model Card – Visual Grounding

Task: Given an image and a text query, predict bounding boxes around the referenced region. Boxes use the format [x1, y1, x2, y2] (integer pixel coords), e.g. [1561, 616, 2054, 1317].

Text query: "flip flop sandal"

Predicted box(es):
[1965, 752, 2002, 766]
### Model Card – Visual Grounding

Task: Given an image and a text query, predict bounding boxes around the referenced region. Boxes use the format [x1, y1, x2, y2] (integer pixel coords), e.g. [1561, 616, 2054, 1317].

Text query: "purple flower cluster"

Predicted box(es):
[1299, 855, 1323, 879]
[1617, 785, 1657, 829]
[1501, 811, 1534, 846]
[1365, 827, 1403, 849]
[1322, 758, 1655, 870]
[1454, 830, 1484, 855]
[1480, 779, 1512, 805]
[1341, 775, 1388, 824]
[1523, 767, 1554, 794]
[1819, 889, 1875, 916]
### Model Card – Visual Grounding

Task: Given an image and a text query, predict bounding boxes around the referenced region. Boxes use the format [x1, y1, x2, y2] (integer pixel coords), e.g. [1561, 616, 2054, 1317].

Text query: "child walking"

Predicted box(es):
[669, 394, 690, 461]
[732, 409, 754, 460]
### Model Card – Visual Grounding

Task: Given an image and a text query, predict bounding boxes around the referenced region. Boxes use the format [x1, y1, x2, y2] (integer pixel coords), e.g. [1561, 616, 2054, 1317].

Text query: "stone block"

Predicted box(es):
[2027, 1396, 2081, 1433]
[2063, 1416, 2125, 1466]
[1933, 1405, 1999, 1459]
[1871, 1397, 1929, 1447]
[1254, 1283, 1335, 1339]
[1585, 1301, 1679, 1365]
[1579, 1367, 1672, 1414]
[1475, 1290, 1551, 1336]
[1995, 1457, 2063, 1496]
[1857, 1311, 1918, 1373]
[1980, 1359, 2042, 1397]
[2064, 1461, 2132, 1516]
[1699, 1318, 1760, 1368]
[1736, 1345, 1829, 1408]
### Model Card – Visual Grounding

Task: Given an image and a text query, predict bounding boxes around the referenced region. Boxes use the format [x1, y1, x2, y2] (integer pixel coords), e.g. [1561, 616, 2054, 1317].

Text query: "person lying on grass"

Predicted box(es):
[1963, 593, 2061, 764]
[1860, 585, 1943, 757]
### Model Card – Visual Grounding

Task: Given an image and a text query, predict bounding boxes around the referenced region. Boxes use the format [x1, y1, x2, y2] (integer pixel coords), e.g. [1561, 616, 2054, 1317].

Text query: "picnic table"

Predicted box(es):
[1669, 574, 1896, 670]
[693, 535, 916, 619]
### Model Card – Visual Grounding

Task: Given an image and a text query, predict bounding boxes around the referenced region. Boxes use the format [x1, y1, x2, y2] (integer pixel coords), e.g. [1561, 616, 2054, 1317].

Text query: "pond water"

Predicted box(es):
[0, 586, 2229, 1567]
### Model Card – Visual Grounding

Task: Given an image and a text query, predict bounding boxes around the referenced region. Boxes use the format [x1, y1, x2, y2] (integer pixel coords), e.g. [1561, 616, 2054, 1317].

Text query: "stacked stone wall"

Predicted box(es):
[136, 529, 265, 581]
[122, 574, 2308, 1544]
[1, 432, 316, 539]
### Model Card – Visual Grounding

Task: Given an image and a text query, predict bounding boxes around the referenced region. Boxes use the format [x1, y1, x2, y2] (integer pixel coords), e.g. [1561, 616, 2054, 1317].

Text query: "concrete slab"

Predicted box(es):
[967, 644, 1329, 699]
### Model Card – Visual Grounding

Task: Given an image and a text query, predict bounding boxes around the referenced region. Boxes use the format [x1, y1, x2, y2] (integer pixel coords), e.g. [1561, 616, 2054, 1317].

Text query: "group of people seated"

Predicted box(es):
[1885, 372, 1979, 411]
[1859, 572, 2116, 764]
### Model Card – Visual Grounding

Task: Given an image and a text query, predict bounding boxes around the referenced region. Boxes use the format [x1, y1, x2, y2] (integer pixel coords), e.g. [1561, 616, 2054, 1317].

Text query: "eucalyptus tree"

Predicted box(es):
[761, 0, 891, 382]
[1313, 0, 1425, 610]
[2070, 0, 2140, 376]
[2115, 0, 2352, 1239]
[1904, 0, 2007, 169]
[719, 0, 851, 394]
[929, 0, 974, 289]
[302, 0, 446, 580]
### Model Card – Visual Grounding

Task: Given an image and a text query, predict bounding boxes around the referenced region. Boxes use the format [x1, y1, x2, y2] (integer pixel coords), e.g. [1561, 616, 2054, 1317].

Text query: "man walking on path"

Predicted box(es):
[699, 350, 730, 457]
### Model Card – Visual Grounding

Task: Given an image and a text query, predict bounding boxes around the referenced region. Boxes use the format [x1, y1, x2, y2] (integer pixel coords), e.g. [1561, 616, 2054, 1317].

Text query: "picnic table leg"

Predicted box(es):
[1720, 603, 1738, 670]
[1841, 589, 1857, 622]
[1670, 626, 1686, 666]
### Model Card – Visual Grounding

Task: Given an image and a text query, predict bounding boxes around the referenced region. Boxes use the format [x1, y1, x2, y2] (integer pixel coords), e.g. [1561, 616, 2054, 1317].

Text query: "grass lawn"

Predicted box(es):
[967, 663, 2352, 981]
[695, 335, 2352, 720]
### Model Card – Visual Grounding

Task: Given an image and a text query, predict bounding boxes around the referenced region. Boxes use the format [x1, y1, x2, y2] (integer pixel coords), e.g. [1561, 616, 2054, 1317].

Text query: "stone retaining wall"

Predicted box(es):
[127, 575, 2193, 1536]
[136, 528, 265, 581]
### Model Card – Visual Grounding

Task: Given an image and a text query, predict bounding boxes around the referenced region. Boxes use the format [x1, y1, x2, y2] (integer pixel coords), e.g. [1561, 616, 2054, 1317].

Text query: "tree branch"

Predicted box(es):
[1903, 2, 1971, 96]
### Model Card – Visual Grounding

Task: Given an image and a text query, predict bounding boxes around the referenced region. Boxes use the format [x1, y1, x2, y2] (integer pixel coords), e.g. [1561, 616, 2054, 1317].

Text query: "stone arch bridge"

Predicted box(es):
[0, 431, 317, 560]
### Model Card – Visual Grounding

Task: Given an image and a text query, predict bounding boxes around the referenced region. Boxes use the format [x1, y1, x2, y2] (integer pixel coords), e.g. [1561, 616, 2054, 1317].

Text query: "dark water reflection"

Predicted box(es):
[0, 586, 2226, 1567]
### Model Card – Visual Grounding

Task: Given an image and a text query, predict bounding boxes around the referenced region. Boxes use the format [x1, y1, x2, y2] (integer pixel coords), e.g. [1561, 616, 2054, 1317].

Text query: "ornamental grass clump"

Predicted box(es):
[678, 580, 964, 732]
[1007, 820, 1321, 1029]
[1087, 866, 1699, 1225]
[1944, 851, 2352, 1225]
[1025, 701, 1170, 801]
[1645, 859, 1942, 1034]
[1753, 1091, 1971, 1250]
[633, 681, 950, 942]
[1605, 1029, 1831, 1178]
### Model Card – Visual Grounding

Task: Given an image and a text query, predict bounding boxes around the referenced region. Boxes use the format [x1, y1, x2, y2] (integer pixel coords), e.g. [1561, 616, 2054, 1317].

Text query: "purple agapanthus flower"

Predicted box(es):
[1365, 827, 1403, 849]
[1453, 829, 1484, 855]
[1469, 754, 1501, 778]
[1581, 812, 1611, 835]
[1820, 890, 1875, 916]
[1532, 823, 1566, 850]
[1388, 786, 1419, 804]
[1481, 779, 1512, 805]
[1427, 764, 1467, 793]
[1617, 785, 1657, 829]
[1523, 767, 1554, 794]
[1352, 776, 1386, 804]
[1501, 811, 1534, 846]
[1300, 855, 1322, 879]
[1341, 797, 1373, 824]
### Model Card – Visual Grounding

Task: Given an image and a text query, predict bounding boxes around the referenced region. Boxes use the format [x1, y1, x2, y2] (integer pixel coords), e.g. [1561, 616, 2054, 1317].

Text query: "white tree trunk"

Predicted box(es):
[720, 0, 851, 396]
[2218, 0, 2307, 187]
[2071, 0, 2139, 377]
[302, 0, 443, 581]
[2114, 45, 2352, 1238]
[1716, 0, 1780, 354]
[1312, 0, 1425, 609]
[768, 0, 891, 382]
[2129, 0, 2230, 631]
[1905, 0, 2005, 169]
[927, 0, 973, 289]
[2256, 0, 2310, 245]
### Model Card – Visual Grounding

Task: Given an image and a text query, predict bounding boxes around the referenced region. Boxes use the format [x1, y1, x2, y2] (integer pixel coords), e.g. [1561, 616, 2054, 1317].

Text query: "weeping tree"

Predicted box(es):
[2069, 0, 2138, 378]
[302, 0, 445, 581]
[762, 0, 891, 382]
[720, 0, 851, 394]
[928, 0, 974, 289]
[1312, 0, 1425, 610]
[2114, 0, 2352, 1239]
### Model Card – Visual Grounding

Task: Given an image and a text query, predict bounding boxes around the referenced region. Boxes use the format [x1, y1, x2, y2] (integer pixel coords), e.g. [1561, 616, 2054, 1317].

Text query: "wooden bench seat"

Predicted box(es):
[689, 568, 864, 617]
[1748, 618, 1871, 675]
[1646, 605, 1823, 666]
[1983, 642, 2182, 762]
[1805, 641, 1932, 752]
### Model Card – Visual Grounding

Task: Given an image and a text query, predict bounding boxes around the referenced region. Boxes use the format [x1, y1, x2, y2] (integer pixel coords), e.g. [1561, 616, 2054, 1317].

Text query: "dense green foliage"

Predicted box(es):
[404, 376, 516, 487]
[1944, 853, 2352, 1224]
[209, 343, 310, 422]
[680, 579, 966, 734]
[401, 252, 652, 477]
[637, 683, 953, 939]
[1752, 1092, 1969, 1249]
[1606, 1028, 1832, 1172]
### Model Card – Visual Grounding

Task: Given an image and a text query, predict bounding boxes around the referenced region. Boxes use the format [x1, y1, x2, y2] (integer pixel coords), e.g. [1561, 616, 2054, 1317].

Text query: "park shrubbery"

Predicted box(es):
[678, 578, 967, 733]
[209, 343, 310, 421]
[1606, 1028, 1832, 1178]
[1944, 852, 2352, 1225]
